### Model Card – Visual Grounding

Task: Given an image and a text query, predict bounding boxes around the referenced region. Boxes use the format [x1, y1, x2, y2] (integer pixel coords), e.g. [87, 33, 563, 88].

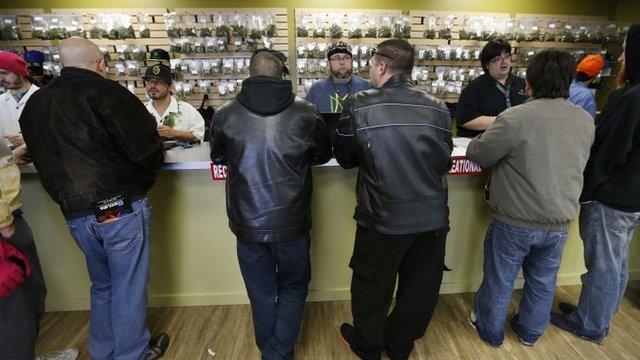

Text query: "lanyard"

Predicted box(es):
[330, 79, 352, 113]
[331, 78, 352, 98]
[495, 82, 512, 108]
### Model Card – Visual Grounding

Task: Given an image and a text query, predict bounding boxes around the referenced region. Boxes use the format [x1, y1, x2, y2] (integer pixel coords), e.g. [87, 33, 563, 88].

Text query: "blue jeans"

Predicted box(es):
[568, 201, 640, 340]
[66, 198, 152, 360]
[475, 219, 568, 346]
[236, 233, 311, 360]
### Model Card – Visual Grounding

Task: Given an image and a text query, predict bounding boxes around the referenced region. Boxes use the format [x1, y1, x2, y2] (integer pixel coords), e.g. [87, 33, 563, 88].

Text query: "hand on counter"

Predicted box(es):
[157, 126, 177, 139]
[5, 133, 24, 147]
[158, 125, 197, 143]
[12, 145, 31, 166]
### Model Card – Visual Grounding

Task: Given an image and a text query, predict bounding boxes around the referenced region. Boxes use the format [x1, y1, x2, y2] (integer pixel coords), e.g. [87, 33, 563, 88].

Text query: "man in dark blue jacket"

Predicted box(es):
[210, 50, 331, 360]
[551, 22, 640, 345]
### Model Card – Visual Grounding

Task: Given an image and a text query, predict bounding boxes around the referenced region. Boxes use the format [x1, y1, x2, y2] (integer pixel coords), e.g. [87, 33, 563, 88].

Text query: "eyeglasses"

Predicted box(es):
[490, 54, 512, 63]
[371, 48, 395, 60]
[145, 79, 169, 87]
[329, 55, 351, 62]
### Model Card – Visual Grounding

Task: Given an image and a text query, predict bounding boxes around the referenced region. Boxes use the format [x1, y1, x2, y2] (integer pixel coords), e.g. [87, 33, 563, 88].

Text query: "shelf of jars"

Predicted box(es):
[293, 9, 623, 102]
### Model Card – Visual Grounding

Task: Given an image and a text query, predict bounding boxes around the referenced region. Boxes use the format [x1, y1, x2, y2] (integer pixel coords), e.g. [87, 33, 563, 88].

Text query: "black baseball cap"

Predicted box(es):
[327, 41, 352, 59]
[149, 48, 170, 61]
[142, 63, 172, 84]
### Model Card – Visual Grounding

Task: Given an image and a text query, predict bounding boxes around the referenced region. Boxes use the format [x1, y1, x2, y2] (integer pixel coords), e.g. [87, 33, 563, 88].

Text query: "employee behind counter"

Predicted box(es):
[456, 39, 527, 138]
[142, 63, 205, 143]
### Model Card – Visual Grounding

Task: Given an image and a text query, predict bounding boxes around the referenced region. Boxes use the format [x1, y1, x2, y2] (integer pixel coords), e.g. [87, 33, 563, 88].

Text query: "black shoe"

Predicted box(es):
[385, 342, 411, 360]
[146, 332, 170, 360]
[508, 313, 535, 346]
[468, 310, 502, 348]
[385, 344, 411, 360]
[559, 302, 577, 315]
[339, 323, 381, 360]
[550, 312, 604, 345]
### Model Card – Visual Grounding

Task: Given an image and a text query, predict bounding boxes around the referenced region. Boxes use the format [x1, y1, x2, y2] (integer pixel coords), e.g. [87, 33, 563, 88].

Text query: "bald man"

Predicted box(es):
[19, 38, 169, 360]
[211, 50, 331, 360]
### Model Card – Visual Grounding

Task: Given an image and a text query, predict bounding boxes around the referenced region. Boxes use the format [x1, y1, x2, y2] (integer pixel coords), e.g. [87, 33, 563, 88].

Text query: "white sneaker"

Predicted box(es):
[35, 348, 79, 360]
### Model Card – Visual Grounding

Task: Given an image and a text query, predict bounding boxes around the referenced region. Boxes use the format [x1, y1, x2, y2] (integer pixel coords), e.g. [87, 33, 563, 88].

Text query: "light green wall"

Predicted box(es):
[21, 168, 640, 311]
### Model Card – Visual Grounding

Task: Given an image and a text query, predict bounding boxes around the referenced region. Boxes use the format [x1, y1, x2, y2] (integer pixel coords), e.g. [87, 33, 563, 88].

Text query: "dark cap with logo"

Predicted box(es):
[327, 41, 352, 60]
[142, 63, 172, 84]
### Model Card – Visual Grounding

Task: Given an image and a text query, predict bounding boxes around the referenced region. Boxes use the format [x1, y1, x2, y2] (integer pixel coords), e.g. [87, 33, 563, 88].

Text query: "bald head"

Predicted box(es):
[250, 51, 283, 79]
[59, 37, 104, 74]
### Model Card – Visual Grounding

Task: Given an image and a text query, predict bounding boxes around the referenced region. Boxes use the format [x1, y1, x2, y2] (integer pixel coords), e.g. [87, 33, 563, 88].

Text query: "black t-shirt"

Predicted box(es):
[456, 73, 527, 137]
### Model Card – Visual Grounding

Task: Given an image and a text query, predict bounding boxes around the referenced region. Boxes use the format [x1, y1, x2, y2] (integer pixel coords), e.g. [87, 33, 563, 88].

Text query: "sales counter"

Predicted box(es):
[19, 140, 640, 311]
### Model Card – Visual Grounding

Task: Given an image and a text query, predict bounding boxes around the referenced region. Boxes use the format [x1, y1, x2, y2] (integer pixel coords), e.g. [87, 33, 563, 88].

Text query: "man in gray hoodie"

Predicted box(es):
[466, 49, 595, 347]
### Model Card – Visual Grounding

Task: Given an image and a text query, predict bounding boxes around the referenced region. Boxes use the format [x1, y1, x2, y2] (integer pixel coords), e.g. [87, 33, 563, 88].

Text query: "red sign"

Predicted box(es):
[210, 157, 482, 181]
[448, 156, 483, 176]
[210, 163, 228, 181]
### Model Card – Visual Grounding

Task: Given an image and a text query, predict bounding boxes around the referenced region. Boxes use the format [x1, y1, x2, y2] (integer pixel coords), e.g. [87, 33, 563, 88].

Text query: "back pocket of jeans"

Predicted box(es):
[92, 211, 144, 252]
[493, 222, 530, 261]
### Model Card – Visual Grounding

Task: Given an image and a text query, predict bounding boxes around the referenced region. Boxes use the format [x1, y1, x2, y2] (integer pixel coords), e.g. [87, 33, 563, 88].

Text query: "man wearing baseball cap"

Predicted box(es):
[305, 41, 370, 113]
[0, 51, 39, 148]
[142, 63, 205, 142]
[569, 54, 605, 119]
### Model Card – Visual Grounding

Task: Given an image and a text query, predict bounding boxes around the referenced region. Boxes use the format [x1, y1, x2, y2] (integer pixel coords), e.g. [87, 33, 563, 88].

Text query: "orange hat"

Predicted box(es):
[577, 55, 605, 78]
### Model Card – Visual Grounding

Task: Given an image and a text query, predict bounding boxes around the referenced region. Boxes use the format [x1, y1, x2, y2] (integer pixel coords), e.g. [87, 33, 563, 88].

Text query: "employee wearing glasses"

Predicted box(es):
[305, 41, 371, 114]
[456, 39, 528, 137]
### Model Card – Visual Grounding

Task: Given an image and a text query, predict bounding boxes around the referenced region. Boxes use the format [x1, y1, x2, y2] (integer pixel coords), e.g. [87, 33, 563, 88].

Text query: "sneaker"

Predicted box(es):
[36, 348, 79, 360]
[146, 332, 170, 360]
[559, 302, 577, 315]
[468, 310, 502, 348]
[550, 312, 604, 345]
[508, 313, 535, 346]
[338, 323, 380, 360]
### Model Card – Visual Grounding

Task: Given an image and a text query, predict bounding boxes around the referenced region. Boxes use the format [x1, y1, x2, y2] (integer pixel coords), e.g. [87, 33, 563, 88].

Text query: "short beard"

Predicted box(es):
[331, 71, 351, 80]
[149, 92, 169, 101]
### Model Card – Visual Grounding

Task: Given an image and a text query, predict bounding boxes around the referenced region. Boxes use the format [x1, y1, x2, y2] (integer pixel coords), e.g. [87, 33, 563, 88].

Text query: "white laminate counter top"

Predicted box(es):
[21, 137, 478, 174]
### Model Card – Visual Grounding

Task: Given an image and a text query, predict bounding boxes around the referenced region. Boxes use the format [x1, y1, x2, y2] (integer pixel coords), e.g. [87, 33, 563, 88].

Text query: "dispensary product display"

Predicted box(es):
[165, 11, 278, 53]
[0, 15, 22, 40]
[295, 11, 407, 40]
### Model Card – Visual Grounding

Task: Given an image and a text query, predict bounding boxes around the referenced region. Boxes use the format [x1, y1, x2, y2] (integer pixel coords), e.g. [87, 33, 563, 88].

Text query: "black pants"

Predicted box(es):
[0, 214, 47, 360]
[349, 225, 447, 359]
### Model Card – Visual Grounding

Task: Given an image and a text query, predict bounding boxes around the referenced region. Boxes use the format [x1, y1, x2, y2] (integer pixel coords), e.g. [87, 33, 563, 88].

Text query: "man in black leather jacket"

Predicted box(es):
[334, 39, 453, 360]
[210, 50, 331, 360]
[20, 38, 168, 360]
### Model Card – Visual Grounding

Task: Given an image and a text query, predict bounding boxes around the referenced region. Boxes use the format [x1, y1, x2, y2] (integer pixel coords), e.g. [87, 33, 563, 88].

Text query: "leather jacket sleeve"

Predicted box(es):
[210, 111, 227, 165]
[333, 96, 359, 169]
[308, 111, 332, 165]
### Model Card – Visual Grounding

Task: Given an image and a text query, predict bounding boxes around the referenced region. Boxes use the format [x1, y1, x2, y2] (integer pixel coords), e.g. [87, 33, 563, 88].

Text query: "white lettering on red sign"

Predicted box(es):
[210, 163, 228, 180]
[448, 157, 482, 175]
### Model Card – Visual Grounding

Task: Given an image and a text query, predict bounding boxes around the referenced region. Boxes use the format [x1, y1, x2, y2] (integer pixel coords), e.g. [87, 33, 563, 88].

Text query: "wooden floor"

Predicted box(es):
[35, 285, 640, 359]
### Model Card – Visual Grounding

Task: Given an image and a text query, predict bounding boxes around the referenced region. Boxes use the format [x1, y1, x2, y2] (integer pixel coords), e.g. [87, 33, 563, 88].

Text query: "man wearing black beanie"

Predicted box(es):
[551, 22, 640, 345]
